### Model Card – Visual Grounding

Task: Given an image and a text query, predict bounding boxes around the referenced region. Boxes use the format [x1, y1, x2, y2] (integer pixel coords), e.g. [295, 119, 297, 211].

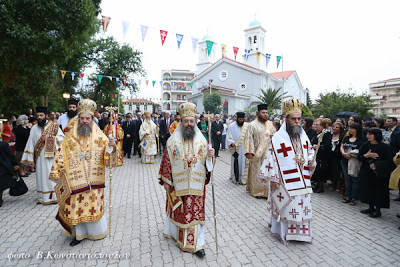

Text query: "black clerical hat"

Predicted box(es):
[236, 112, 245, 118]
[68, 99, 78, 106]
[36, 107, 48, 114]
[257, 104, 268, 111]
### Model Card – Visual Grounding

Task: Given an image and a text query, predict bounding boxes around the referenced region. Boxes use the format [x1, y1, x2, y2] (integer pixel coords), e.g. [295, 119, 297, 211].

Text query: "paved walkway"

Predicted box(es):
[1, 149, 400, 266]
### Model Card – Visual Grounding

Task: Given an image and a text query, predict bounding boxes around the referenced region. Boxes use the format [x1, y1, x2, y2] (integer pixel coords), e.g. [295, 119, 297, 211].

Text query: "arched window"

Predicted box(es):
[254, 35, 257, 43]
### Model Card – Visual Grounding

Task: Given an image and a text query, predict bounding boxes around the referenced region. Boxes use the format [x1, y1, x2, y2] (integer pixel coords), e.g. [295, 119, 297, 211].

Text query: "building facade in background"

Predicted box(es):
[188, 19, 307, 115]
[161, 69, 195, 112]
[369, 77, 400, 119]
[122, 98, 160, 114]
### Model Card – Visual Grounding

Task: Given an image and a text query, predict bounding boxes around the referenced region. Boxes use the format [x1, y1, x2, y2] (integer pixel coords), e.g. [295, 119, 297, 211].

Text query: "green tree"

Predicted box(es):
[80, 37, 146, 110]
[306, 88, 312, 106]
[302, 105, 313, 117]
[203, 93, 222, 114]
[257, 87, 291, 111]
[0, 0, 101, 114]
[313, 89, 375, 118]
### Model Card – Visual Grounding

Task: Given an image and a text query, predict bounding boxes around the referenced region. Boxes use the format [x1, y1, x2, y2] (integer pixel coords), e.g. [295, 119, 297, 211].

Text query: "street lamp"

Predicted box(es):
[209, 79, 213, 95]
[62, 92, 70, 100]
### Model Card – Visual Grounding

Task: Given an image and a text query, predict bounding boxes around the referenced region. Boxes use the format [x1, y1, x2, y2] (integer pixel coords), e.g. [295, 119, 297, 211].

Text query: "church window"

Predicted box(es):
[219, 70, 228, 81]
[254, 36, 257, 43]
[240, 82, 247, 90]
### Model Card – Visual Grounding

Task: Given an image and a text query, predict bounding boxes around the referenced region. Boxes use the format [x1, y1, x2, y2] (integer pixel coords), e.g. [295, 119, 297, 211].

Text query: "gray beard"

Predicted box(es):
[183, 125, 195, 140]
[286, 122, 302, 139]
[78, 121, 92, 136]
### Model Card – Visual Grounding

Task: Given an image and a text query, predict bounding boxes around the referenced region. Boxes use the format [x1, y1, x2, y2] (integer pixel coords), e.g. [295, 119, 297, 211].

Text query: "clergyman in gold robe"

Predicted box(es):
[244, 104, 276, 198]
[50, 99, 117, 246]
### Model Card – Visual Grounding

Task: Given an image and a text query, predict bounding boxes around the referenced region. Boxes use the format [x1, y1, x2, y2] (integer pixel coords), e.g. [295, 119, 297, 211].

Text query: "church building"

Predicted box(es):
[188, 19, 307, 115]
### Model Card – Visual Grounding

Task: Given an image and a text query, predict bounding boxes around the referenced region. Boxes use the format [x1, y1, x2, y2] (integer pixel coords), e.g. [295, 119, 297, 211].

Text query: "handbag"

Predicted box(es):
[9, 171, 28, 196]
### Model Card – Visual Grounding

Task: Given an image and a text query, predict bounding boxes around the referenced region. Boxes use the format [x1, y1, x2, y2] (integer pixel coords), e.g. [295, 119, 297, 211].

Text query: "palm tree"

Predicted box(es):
[257, 87, 291, 110]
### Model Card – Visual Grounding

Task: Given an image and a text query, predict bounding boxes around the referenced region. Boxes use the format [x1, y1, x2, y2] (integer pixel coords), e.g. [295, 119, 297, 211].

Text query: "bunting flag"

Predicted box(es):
[221, 44, 227, 57]
[152, 81, 156, 87]
[233, 47, 239, 60]
[122, 20, 130, 38]
[244, 49, 250, 60]
[171, 82, 175, 86]
[138, 80, 141, 86]
[277, 56, 282, 68]
[146, 80, 149, 86]
[106, 76, 112, 81]
[80, 73, 84, 80]
[160, 30, 168, 46]
[130, 78, 134, 85]
[71, 72, 76, 80]
[61, 70, 66, 79]
[140, 25, 148, 42]
[266, 54, 271, 68]
[176, 34, 183, 49]
[257, 52, 261, 63]
[160, 81, 163, 87]
[98, 75, 103, 84]
[90, 74, 93, 79]
[206, 40, 214, 56]
[190, 82, 193, 88]
[191, 37, 198, 53]
[115, 77, 120, 85]
[123, 78, 127, 86]
[101, 16, 111, 33]
[184, 82, 187, 88]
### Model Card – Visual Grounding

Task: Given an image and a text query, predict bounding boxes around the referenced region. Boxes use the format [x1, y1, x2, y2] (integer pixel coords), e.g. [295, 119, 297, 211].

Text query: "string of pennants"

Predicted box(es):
[101, 15, 284, 69]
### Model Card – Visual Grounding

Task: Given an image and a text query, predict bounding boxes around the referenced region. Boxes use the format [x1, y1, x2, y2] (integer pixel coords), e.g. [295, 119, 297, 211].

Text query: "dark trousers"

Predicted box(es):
[134, 138, 141, 157]
[213, 136, 221, 156]
[123, 137, 133, 155]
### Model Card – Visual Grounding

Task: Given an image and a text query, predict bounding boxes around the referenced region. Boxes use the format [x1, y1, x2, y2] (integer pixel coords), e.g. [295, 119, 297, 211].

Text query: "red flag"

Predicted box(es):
[160, 30, 168, 46]
[233, 47, 239, 60]
[101, 16, 111, 33]
[80, 73, 84, 80]
[123, 78, 127, 86]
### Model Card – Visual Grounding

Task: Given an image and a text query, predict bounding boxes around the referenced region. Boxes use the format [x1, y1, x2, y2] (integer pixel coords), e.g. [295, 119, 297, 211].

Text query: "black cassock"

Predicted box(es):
[358, 142, 395, 209]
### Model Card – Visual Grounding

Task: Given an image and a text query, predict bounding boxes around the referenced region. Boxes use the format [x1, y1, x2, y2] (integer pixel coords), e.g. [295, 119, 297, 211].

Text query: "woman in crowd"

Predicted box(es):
[1, 115, 14, 143]
[373, 117, 390, 144]
[303, 117, 315, 140]
[14, 115, 31, 177]
[0, 141, 19, 207]
[197, 114, 208, 142]
[340, 123, 367, 205]
[273, 121, 281, 131]
[330, 122, 345, 191]
[359, 128, 394, 218]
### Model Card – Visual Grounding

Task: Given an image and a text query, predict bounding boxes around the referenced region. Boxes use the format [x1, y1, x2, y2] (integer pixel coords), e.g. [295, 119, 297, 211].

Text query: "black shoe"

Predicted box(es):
[69, 238, 82, 246]
[396, 214, 400, 219]
[128, 155, 131, 158]
[133, 153, 137, 156]
[361, 208, 375, 214]
[255, 196, 262, 199]
[393, 198, 400, 201]
[398, 226, 400, 230]
[369, 211, 382, 218]
[0, 199, 3, 207]
[195, 249, 205, 257]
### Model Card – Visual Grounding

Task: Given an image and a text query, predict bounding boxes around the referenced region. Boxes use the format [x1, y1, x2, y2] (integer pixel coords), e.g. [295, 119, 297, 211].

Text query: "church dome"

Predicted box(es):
[248, 19, 262, 28]
[201, 34, 214, 41]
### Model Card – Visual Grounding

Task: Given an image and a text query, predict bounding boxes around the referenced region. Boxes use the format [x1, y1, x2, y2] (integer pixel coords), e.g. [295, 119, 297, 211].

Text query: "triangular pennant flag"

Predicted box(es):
[98, 75, 103, 84]
[130, 78, 134, 85]
[106, 76, 112, 81]
[245, 49, 250, 60]
[122, 20, 130, 38]
[101, 16, 111, 33]
[160, 30, 168, 46]
[191, 37, 198, 53]
[140, 25, 148, 42]
[115, 77, 119, 85]
[152, 81, 156, 87]
[221, 44, 227, 57]
[190, 82, 193, 88]
[178, 82, 182, 87]
[146, 80, 149, 86]
[176, 34, 184, 49]
[123, 78, 127, 86]
[233, 47, 239, 60]
[257, 52, 261, 63]
[61, 70, 67, 79]
[171, 82, 175, 86]
[80, 73, 84, 80]
[184, 82, 187, 88]
[160, 81, 163, 87]
[71, 72, 76, 80]
[277, 56, 282, 68]
[206, 40, 214, 56]
[90, 74, 93, 80]
[265, 54, 271, 68]
[138, 79, 141, 86]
